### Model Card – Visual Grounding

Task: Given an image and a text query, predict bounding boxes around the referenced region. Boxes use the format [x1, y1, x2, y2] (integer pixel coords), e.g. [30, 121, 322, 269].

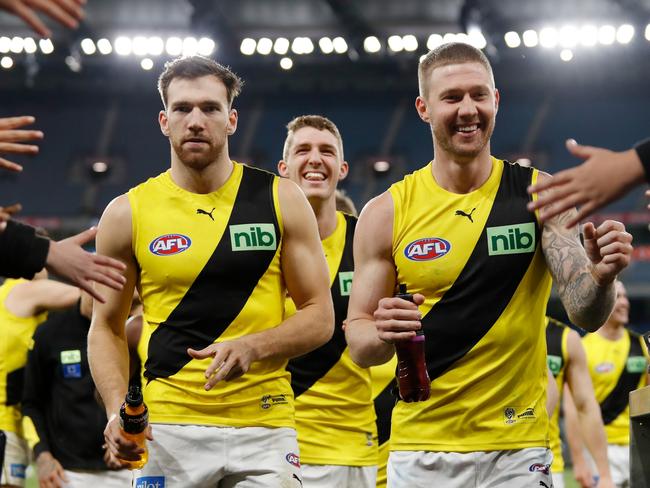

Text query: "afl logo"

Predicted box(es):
[149, 234, 192, 256]
[595, 362, 614, 374]
[404, 237, 451, 261]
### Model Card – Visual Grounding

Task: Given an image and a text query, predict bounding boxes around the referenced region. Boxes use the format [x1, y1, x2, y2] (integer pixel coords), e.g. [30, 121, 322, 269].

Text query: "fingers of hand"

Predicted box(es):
[205, 348, 228, 378]
[378, 330, 416, 343]
[377, 296, 420, 311]
[0, 129, 43, 142]
[0, 157, 23, 172]
[70, 226, 97, 245]
[187, 344, 216, 360]
[0, 141, 39, 154]
[88, 266, 127, 289]
[594, 219, 626, 238]
[0, 116, 35, 130]
[13, 2, 51, 37]
[93, 254, 127, 271]
[80, 281, 106, 303]
[32, 0, 81, 28]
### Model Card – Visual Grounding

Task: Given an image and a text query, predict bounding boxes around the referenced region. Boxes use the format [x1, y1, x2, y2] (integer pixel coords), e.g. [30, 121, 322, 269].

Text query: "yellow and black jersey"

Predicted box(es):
[0, 279, 47, 435]
[545, 317, 570, 473]
[129, 162, 293, 428]
[371, 357, 397, 488]
[583, 329, 649, 444]
[286, 212, 377, 466]
[388, 158, 552, 452]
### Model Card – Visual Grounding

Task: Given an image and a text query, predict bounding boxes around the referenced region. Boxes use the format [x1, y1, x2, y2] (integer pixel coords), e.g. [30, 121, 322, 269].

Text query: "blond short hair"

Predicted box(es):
[283, 115, 344, 162]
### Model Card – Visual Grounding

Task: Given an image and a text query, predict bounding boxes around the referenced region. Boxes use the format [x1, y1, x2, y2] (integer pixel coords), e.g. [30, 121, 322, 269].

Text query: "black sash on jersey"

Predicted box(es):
[144, 166, 281, 381]
[600, 331, 645, 425]
[288, 214, 356, 397]
[4, 368, 23, 406]
[546, 318, 567, 378]
[420, 163, 540, 380]
[374, 378, 397, 445]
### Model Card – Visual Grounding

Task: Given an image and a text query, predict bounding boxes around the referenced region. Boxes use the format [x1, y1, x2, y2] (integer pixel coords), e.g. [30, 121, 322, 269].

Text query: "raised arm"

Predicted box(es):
[87, 194, 143, 462]
[565, 329, 614, 488]
[188, 178, 334, 389]
[345, 192, 423, 368]
[539, 173, 632, 331]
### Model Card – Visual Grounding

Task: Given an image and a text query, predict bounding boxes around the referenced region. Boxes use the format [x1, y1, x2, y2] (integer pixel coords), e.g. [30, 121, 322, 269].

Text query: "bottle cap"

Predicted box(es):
[125, 385, 143, 406]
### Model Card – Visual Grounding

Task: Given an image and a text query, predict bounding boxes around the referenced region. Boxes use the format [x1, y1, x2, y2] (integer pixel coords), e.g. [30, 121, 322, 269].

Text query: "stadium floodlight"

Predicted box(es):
[560, 49, 573, 61]
[10, 36, 24, 54]
[402, 34, 418, 52]
[427, 34, 443, 50]
[1, 56, 13, 68]
[182, 37, 198, 56]
[522, 29, 538, 47]
[559, 25, 578, 47]
[65, 54, 81, 72]
[387, 35, 403, 52]
[363, 36, 381, 53]
[598, 25, 616, 45]
[141, 58, 154, 70]
[80, 38, 96, 55]
[616, 24, 634, 44]
[456, 33, 471, 45]
[280, 57, 293, 70]
[273, 37, 289, 55]
[0, 37, 9, 54]
[539, 27, 558, 48]
[23, 37, 37, 54]
[257, 37, 273, 55]
[132, 36, 148, 56]
[299, 37, 314, 55]
[468, 27, 487, 49]
[240, 38, 256, 55]
[39, 38, 54, 54]
[318, 37, 334, 54]
[166, 37, 183, 56]
[504, 31, 521, 48]
[579, 25, 598, 46]
[443, 33, 457, 44]
[646, 24, 650, 41]
[96, 38, 112, 55]
[147, 37, 164, 56]
[332, 37, 348, 53]
[197, 37, 215, 56]
[115, 36, 132, 56]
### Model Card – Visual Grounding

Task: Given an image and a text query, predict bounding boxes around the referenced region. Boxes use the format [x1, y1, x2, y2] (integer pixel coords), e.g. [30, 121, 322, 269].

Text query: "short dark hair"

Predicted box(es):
[283, 115, 344, 161]
[157, 55, 243, 109]
[418, 42, 494, 98]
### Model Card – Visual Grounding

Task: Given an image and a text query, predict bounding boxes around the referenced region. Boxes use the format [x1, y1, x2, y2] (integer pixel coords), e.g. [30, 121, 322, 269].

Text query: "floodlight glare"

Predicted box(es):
[10, 36, 24, 54]
[257, 37, 273, 55]
[96, 38, 112, 55]
[197, 37, 215, 56]
[23, 37, 37, 54]
[0, 56, 13, 69]
[141, 58, 154, 70]
[363, 36, 381, 53]
[387, 35, 403, 52]
[147, 37, 164, 56]
[522, 30, 538, 47]
[280, 57, 293, 70]
[80, 38, 96, 55]
[443, 33, 457, 44]
[332, 37, 347, 53]
[616, 24, 634, 44]
[539, 27, 558, 48]
[504, 31, 521, 48]
[115, 36, 132, 56]
[559, 25, 578, 47]
[468, 27, 487, 49]
[598, 25, 616, 45]
[166, 37, 183, 56]
[579, 25, 598, 46]
[133, 36, 148, 56]
[560, 49, 573, 61]
[318, 37, 334, 54]
[0, 37, 9, 54]
[182, 37, 198, 56]
[240, 38, 256, 55]
[302, 38, 314, 54]
[273, 37, 289, 55]
[646, 24, 650, 41]
[402, 34, 418, 52]
[427, 34, 443, 50]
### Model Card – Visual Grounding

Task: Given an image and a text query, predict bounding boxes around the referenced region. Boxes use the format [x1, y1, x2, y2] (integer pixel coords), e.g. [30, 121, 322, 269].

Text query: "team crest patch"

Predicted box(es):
[135, 476, 165, 488]
[529, 463, 550, 475]
[404, 237, 451, 261]
[149, 234, 191, 256]
[286, 452, 300, 468]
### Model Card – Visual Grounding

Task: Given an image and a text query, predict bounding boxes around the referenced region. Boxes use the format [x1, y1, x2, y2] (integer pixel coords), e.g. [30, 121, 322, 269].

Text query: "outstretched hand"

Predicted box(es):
[0, 0, 85, 37]
[0, 116, 43, 172]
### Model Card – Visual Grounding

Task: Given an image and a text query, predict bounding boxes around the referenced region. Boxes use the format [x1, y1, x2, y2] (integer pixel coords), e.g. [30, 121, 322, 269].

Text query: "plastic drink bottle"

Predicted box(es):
[119, 385, 148, 469]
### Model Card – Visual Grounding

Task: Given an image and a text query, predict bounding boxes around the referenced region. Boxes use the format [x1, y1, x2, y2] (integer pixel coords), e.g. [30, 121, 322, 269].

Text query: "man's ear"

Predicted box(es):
[277, 160, 289, 177]
[159, 110, 169, 136]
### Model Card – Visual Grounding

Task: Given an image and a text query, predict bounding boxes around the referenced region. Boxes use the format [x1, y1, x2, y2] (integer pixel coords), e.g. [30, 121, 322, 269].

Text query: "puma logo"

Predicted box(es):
[539, 482, 550, 488]
[196, 207, 215, 221]
[292, 473, 303, 486]
[455, 207, 476, 222]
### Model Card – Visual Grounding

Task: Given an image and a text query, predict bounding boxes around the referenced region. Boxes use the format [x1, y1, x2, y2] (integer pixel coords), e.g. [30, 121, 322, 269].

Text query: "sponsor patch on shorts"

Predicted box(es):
[286, 452, 300, 468]
[10, 463, 26, 478]
[135, 476, 165, 488]
[529, 463, 550, 475]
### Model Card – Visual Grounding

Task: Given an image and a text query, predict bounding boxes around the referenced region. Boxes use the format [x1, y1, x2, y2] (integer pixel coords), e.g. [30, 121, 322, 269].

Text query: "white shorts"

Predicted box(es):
[301, 463, 377, 488]
[62, 468, 132, 487]
[387, 448, 554, 488]
[551, 471, 564, 488]
[0, 430, 29, 487]
[133, 424, 302, 488]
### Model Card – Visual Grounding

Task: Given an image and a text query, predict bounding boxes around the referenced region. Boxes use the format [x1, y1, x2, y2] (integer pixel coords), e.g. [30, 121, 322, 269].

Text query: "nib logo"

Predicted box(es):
[487, 223, 535, 256]
[229, 224, 277, 251]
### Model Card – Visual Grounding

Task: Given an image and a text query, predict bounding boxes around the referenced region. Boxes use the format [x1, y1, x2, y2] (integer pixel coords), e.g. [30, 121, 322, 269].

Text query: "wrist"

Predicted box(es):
[634, 139, 650, 182]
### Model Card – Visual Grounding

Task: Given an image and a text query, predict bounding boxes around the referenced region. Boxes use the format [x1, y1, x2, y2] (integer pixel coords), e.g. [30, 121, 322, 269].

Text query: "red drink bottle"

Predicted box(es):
[394, 284, 431, 402]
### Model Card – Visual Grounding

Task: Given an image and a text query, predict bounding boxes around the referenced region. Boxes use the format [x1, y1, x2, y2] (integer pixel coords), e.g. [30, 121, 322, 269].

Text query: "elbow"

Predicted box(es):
[567, 312, 604, 333]
[349, 348, 375, 368]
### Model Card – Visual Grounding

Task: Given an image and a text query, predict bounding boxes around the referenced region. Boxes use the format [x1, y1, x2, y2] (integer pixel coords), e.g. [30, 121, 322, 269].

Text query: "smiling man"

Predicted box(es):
[345, 42, 633, 488]
[87, 56, 333, 488]
[278, 115, 377, 487]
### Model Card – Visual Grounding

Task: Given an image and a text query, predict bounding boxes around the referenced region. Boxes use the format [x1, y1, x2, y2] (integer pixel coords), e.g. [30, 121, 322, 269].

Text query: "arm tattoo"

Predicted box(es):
[541, 209, 615, 331]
